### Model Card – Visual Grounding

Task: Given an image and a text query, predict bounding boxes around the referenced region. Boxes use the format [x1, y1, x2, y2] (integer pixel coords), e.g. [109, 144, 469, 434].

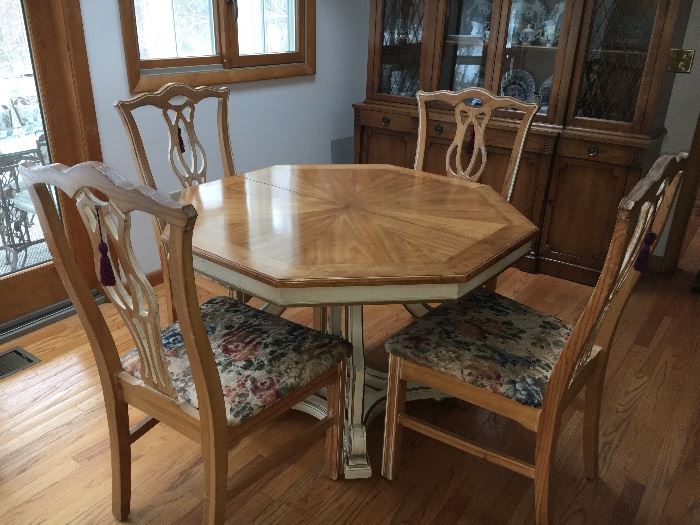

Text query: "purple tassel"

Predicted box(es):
[95, 206, 116, 287]
[634, 232, 657, 272]
[98, 241, 117, 286]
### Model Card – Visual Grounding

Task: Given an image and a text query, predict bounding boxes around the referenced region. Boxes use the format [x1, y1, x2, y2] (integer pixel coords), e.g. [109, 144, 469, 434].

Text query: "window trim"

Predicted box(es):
[118, 0, 316, 93]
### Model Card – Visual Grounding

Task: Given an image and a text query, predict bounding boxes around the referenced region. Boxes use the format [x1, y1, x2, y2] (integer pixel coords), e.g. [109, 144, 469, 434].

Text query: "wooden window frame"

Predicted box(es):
[119, 0, 316, 93]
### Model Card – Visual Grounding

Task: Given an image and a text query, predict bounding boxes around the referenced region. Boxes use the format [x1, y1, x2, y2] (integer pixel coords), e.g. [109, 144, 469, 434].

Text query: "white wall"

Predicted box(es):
[655, 0, 700, 254]
[660, 0, 700, 154]
[79, 0, 370, 273]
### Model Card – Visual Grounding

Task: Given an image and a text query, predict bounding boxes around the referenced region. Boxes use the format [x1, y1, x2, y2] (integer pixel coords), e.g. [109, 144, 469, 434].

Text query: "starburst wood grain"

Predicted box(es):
[177, 164, 538, 288]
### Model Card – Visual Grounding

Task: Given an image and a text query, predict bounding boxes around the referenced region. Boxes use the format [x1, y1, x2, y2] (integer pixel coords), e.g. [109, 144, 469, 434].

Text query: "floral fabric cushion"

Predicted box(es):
[385, 288, 573, 408]
[121, 296, 350, 425]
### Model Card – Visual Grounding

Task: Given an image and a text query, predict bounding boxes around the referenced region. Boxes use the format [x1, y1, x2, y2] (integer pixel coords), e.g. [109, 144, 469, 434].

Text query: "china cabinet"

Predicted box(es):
[354, 0, 692, 284]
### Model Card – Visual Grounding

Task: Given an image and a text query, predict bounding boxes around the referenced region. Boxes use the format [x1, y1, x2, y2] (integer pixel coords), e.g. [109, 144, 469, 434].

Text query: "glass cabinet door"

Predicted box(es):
[437, 0, 494, 91]
[498, 0, 569, 117]
[574, 0, 661, 123]
[379, 0, 425, 97]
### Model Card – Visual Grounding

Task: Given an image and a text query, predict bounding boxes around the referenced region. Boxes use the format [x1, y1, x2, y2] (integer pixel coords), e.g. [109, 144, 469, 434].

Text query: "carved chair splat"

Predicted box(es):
[414, 87, 539, 202]
[383, 153, 686, 525]
[20, 161, 349, 525]
[115, 82, 237, 192]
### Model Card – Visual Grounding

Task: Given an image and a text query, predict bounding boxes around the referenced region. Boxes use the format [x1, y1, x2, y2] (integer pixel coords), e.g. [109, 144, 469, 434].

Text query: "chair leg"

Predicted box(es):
[108, 400, 131, 521]
[326, 361, 347, 480]
[583, 369, 604, 480]
[313, 306, 328, 332]
[534, 421, 559, 525]
[382, 354, 406, 480]
[202, 433, 228, 525]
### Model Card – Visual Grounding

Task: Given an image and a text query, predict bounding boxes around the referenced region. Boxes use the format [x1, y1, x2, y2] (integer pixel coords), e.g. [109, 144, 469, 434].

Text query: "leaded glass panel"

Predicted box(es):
[575, 0, 660, 122]
[379, 0, 424, 97]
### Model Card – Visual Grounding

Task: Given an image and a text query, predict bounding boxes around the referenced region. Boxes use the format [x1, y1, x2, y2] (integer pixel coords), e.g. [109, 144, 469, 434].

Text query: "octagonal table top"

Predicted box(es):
[178, 164, 538, 289]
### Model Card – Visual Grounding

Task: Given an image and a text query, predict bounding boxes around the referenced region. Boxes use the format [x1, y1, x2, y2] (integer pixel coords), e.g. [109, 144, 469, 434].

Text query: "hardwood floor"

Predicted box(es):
[1, 269, 698, 524]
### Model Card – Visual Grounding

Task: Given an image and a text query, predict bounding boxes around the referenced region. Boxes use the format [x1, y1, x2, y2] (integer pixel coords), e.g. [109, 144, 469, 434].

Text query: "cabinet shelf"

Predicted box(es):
[591, 48, 648, 55]
[445, 34, 489, 45]
[507, 44, 559, 50]
[382, 42, 422, 51]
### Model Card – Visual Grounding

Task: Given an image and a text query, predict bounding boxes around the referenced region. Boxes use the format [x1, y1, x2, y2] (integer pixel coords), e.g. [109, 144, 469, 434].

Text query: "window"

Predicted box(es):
[119, 0, 315, 92]
[238, 1, 296, 55]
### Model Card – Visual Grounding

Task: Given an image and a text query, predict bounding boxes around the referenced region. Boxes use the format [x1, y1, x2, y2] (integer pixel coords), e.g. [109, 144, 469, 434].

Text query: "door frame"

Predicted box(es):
[0, 0, 101, 323]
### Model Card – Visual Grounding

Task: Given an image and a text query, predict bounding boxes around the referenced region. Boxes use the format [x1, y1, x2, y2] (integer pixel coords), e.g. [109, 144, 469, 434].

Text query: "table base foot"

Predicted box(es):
[344, 424, 372, 479]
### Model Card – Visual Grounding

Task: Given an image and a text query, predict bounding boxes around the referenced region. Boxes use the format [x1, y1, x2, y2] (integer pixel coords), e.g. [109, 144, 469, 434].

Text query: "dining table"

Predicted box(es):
[177, 163, 539, 479]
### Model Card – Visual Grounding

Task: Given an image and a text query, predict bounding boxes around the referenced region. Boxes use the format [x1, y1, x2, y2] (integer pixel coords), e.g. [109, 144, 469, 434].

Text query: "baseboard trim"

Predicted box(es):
[0, 290, 106, 344]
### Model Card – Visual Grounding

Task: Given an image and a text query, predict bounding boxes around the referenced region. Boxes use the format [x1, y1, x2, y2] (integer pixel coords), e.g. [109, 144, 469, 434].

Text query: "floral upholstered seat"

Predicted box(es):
[385, 288, 573, 408]
[121, 296, 351, 425]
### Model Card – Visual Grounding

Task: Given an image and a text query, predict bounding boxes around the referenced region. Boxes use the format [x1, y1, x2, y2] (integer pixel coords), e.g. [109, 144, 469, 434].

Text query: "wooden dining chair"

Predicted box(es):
[414, 87, 539, 202]
[382, 153, 686, 524]
[115, 83, 251, 315]
[406, 88, 539, 310]
[20, 161, 350, 524]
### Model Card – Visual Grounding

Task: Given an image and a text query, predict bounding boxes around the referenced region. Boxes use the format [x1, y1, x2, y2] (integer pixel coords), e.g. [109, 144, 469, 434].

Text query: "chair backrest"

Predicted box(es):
[19, 161, 225, 420]
[115, 82, 237, 195]
[542, 153, 686, 424]
[414, 87, 539, 202]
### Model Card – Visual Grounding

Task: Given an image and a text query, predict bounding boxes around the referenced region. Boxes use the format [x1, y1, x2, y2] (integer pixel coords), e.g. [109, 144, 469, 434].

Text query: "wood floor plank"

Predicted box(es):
[0, 269, 698, 524]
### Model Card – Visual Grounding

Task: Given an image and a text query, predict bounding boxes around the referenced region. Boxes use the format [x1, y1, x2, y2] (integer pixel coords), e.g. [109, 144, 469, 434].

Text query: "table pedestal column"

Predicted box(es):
[342, 305, 372, 478]
[293, 305, 444, 478]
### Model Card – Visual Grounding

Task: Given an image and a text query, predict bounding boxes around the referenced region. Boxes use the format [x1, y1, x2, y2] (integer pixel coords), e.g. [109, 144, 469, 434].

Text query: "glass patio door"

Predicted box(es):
[0, 0, 99, 326]
[0, 1, 51, 280]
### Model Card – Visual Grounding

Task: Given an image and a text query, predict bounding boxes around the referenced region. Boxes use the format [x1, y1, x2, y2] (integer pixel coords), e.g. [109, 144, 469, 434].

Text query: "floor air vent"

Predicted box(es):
[0, 347, 40, 380]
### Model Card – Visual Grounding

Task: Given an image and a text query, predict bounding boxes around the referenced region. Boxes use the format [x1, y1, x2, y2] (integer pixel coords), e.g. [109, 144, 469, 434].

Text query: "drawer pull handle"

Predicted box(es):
[434, 123, 444, 135]
[587, 145, 600, 157]
[381, 116, 391, 127]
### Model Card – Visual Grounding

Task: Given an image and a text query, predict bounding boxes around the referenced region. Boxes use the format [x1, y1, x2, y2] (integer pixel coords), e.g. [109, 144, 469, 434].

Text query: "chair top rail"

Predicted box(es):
[20, 161, 195, 228]
[114, 82, 230, 112]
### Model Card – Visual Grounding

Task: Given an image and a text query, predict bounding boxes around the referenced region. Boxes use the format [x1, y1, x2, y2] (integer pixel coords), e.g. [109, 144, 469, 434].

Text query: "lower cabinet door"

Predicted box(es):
[361, 127, 415, 168]
[481, 149, 545, 223]
[540, 156, 630, 283]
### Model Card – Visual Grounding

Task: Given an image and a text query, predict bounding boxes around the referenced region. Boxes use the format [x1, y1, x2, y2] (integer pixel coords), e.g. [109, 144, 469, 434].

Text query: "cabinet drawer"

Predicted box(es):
[427, 120, 456, 139]
[358, 110, 416, 133]
[557, 138, 634, 166]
